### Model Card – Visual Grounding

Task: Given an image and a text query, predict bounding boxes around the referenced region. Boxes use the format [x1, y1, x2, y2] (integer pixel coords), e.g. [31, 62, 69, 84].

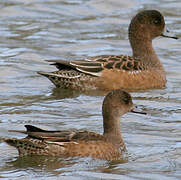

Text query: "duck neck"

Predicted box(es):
[128, 19, 163, 68]
[103, 112, 123, 144]
[130, 37, 162, 67]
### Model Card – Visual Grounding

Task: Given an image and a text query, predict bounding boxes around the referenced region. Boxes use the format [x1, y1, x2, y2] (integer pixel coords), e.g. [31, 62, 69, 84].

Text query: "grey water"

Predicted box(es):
[0, 0, 181, 179]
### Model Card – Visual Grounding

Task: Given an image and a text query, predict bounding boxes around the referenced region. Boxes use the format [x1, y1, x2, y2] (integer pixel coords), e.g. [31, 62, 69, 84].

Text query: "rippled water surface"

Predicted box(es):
[0, 0, 181, 179]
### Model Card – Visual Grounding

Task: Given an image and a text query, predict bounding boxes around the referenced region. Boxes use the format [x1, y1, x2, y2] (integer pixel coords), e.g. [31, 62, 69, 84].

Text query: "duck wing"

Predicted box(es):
[47, 55, 143, 77]
[9, 125, 104, 142]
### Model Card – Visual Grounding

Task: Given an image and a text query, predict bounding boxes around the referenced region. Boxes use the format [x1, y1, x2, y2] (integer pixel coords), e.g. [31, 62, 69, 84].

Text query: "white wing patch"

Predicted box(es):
[70, 62, 100, 69]
[76, 68, 102, 77]
[127, 70, 142, 74]
[85, 58, 94, 61]
[46, 141, 79, 146]
[51, 72, 82, 79]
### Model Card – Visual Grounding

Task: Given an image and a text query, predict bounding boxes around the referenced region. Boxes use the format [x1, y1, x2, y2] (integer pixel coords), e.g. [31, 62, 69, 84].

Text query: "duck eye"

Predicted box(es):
[122, 96, 130, 104]
[153, 19, 160, 25]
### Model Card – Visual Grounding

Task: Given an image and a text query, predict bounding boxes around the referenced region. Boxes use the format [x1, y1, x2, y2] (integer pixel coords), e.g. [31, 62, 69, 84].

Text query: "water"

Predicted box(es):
[0, 0, 181, 179]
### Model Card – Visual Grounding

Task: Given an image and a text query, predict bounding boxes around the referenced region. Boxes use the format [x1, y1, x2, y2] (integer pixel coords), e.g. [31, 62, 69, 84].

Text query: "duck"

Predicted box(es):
[38, 10, 177, 91]
[4, 89, 145, 160]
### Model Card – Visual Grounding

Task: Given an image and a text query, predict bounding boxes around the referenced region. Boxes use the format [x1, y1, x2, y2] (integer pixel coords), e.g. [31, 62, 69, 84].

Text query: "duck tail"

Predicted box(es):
[4, 138, 19, 148]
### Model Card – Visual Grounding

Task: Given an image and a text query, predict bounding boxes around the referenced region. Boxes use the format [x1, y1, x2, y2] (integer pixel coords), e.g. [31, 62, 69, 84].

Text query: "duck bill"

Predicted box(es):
[131, 107, 147, 115]
[161, 28, 178, 40]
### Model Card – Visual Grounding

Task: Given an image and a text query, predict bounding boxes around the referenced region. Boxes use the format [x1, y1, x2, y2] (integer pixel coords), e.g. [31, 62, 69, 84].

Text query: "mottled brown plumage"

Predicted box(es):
[4, 90, 145, 160]
[38, 10, 177, 91]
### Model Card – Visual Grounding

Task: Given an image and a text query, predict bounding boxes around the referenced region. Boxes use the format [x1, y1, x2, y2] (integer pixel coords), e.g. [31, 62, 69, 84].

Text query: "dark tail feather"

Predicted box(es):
[4, 138, 18, 148]
[8, 125, 46, 134]
[25, 125, 47, 132]
[37, 71, 53, 77]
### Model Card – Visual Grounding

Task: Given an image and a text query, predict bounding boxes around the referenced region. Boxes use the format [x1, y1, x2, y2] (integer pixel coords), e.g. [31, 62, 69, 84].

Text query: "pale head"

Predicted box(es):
[102, 89, 134, 135]
[129, 10, 165, 42]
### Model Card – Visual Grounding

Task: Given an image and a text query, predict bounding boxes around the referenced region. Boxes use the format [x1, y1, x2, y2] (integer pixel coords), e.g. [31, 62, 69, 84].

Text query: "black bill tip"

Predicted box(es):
[131, 109, 147, 115]
[161, 33, 179, 40]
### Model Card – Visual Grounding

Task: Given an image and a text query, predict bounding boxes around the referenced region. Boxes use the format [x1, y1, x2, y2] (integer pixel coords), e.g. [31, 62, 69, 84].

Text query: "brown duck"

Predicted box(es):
[4, 89, 145, 160]
[38, 10, 177, 91]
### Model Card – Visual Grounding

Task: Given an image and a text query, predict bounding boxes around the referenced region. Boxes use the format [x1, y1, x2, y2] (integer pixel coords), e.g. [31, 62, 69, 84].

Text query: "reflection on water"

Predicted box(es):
[0, 0, 181, 179]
